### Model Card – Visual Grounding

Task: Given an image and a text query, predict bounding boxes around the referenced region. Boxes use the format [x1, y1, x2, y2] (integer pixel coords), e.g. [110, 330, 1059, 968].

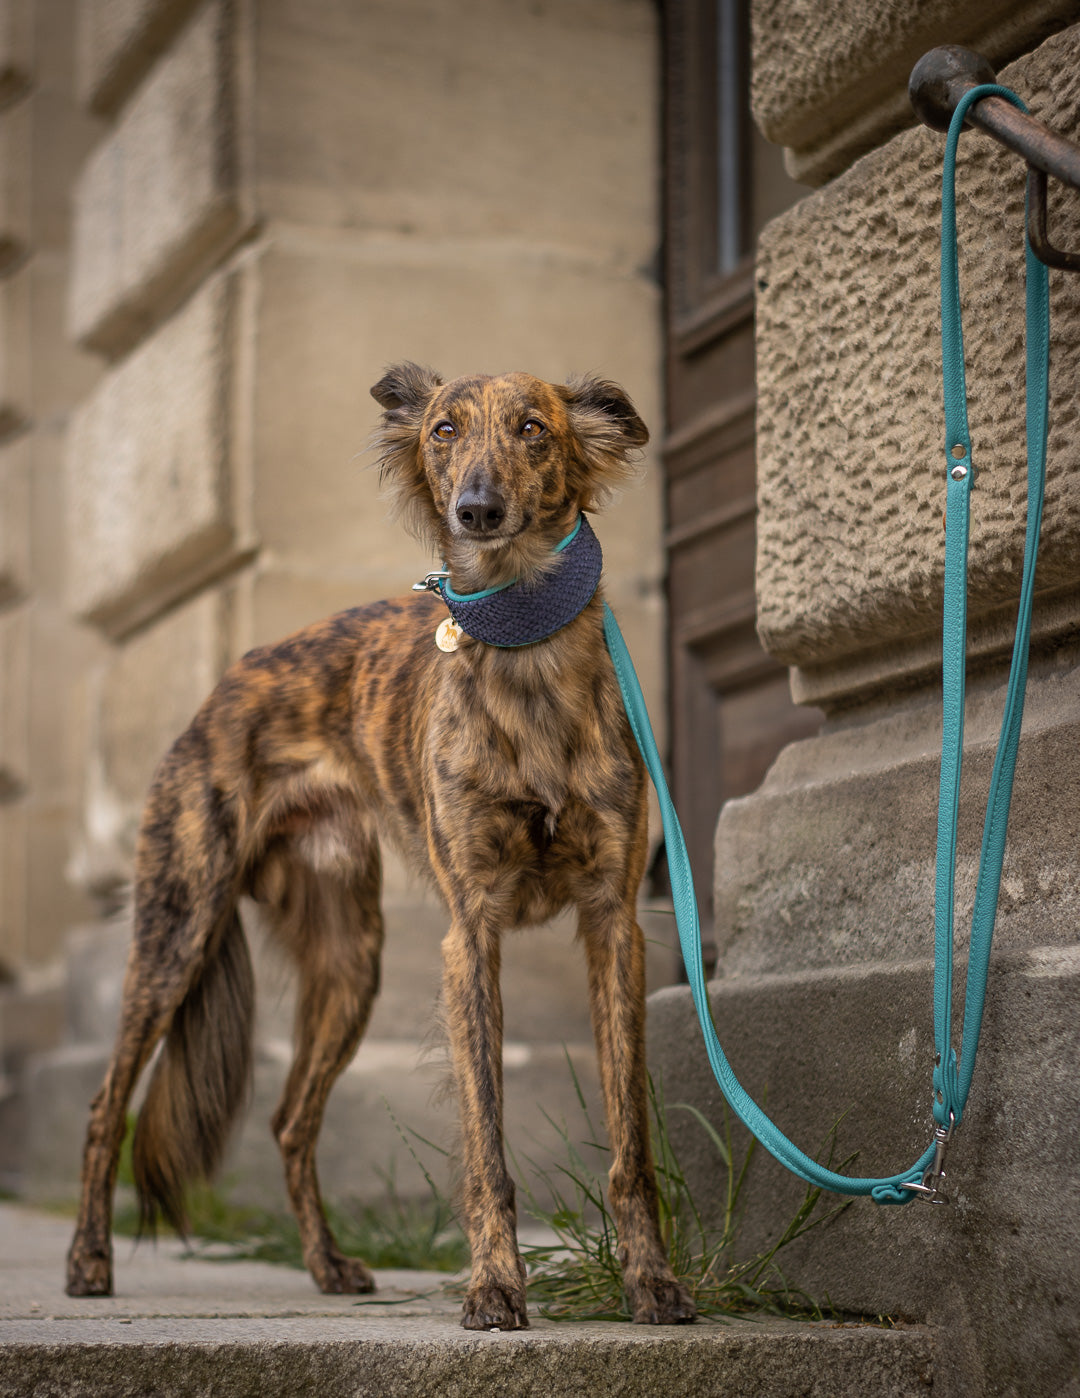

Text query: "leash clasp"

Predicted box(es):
[412, 570, 450, 594]
[901, 1117, 955, 1204]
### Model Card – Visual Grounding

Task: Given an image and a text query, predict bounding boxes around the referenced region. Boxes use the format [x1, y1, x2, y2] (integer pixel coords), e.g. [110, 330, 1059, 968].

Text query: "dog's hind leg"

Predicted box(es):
[65, 967, 175, 1297]
[67, 753, 246, 1297]
[262, 839, 384, 1294]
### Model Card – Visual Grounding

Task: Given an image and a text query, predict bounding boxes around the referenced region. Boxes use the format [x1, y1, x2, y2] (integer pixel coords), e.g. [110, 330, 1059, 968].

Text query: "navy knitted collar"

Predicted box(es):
[413, 514, 603, 648]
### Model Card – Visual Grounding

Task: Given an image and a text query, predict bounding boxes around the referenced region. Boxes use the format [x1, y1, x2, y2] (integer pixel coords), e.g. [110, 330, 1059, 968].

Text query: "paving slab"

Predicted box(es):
[0, 1203, 935, 1397]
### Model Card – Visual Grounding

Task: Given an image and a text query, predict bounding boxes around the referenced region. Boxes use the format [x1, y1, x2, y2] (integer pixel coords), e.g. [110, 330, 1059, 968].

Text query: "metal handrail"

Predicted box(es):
[909, 46, 1080, 271]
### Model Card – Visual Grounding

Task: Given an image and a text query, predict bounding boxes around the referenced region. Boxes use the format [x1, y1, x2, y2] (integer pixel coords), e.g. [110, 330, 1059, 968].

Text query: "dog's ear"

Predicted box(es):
[560, 374, 649, 509]
[370, 361, 442, 412]
[370, 362, 443, 539]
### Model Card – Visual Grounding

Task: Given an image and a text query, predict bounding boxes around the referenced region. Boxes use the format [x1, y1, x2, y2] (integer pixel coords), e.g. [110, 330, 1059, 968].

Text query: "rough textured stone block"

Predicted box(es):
[65, 273, 240, 634]
[648, 947, 1080, 1398]
[0, 437, 28, 605]
[751, 0, 1079, 184]
[69, 0, 246, 355]
[76, 0, 202, 115]
[755, 27, 1080, 702]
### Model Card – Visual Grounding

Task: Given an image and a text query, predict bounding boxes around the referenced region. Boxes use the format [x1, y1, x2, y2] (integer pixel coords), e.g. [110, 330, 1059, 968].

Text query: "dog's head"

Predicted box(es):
[370, 364, 648, 586]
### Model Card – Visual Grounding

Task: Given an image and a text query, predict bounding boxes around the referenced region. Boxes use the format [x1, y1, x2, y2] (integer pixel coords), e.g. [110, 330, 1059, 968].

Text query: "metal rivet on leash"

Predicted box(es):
[951, 464, 968, 480]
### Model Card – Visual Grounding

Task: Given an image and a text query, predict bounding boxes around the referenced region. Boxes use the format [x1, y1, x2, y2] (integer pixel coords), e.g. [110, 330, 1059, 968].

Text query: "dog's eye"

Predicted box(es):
[521, 419, 545, 438]
[433, 421, 456, 440]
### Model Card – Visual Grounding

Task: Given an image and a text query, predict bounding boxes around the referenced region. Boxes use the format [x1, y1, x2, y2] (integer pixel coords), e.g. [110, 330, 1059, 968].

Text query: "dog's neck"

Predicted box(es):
[426, 514, 604, 649]
[440, 507, 580, 596]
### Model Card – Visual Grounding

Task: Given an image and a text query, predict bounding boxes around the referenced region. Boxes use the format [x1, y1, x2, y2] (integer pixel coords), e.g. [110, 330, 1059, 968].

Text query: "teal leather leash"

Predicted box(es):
[604, 81, 1049, 1204]
[931, 84, 1048, 1148]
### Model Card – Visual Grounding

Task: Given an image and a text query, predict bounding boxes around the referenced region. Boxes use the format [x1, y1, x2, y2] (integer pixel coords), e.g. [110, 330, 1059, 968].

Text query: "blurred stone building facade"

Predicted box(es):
[1, 1, 1079, 1388]
[0, 0, 668, 1199]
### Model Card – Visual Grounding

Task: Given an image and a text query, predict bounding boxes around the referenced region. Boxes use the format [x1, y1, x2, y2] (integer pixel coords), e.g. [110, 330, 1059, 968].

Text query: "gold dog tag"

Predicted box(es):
[436, 618, 462, 653]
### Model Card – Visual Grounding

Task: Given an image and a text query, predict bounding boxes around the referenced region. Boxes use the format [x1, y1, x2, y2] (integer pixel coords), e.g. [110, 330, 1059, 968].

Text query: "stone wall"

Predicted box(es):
[651, 7, 1080, 1396]
[755, 25, 1080, 708]
[3, 0, 667, 1209]
[752, 0, 1080, 184]
[0, 0, 103, 1036]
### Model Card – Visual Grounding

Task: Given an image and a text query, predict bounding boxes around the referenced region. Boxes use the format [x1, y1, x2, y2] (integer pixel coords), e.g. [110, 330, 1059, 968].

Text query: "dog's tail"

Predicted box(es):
[132, 910, 254, 1235]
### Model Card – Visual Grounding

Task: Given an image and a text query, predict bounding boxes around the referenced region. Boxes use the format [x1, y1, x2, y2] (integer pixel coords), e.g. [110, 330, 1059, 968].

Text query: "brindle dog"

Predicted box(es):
[65, 363, 697, 1330]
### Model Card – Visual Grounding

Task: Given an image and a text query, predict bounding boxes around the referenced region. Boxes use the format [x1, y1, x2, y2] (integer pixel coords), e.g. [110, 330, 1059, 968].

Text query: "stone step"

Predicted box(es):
[19, 1034, 609, 1212]
[17, 895, 676, 1206]
[1, 1317, 937, 1398]
[0, 980, 65, 1192]
[1, 1205, 936, 1398]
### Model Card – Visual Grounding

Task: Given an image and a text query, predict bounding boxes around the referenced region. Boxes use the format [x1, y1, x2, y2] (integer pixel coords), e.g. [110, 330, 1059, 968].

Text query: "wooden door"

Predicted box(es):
[662, 0, 822, 969]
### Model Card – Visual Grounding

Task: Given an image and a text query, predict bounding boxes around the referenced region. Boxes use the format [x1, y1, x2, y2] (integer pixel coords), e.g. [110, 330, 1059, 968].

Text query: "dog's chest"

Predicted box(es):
[429, 645, 620, 816]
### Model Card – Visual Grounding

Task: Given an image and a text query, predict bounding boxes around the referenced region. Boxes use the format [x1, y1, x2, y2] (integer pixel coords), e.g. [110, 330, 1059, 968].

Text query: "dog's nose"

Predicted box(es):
[455, 487, 506, 533]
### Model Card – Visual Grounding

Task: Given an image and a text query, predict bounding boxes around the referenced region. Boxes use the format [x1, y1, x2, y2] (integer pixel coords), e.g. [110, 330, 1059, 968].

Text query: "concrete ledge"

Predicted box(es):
[0, 1206, 936, 1398]
[1, 1321, 936, 1398]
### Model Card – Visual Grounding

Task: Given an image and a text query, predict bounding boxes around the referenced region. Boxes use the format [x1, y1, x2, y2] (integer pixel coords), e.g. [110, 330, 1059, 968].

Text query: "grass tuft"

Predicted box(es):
[514, 1061, 853, 1322]
[112, 1109, 468, 1274]
[115, 1176, 470, 1273]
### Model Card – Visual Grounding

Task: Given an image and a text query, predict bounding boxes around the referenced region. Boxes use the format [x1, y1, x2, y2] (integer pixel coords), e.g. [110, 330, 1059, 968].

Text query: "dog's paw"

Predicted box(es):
[627, 1274, 697, 1325]
[461, 1283, 530, 1331]
[311, 1252, 376, 1295]
[65, 1251, 113, 1297]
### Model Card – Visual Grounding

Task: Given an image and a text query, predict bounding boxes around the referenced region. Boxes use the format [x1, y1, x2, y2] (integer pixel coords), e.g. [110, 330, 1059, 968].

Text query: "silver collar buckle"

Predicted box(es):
[412, 570, 450, 595]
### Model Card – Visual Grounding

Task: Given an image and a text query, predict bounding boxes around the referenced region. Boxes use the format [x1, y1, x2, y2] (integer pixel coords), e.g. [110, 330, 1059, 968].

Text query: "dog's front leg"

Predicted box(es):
[441, 919, 528, 1330]
[580, 901, 697, 1324]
